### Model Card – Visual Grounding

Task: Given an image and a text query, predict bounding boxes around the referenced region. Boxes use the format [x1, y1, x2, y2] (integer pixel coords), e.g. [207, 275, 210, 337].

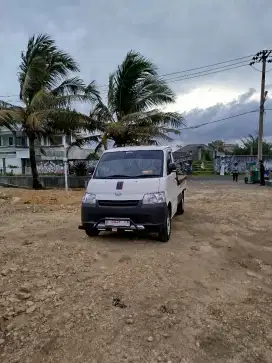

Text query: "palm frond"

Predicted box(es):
[131, 76, 176, 112]
[85, 81, 101, 102]
[30, 91, 99, 113]
[90, 101, 114, 125]
[0, 100, 20, 109]
[108, 50, 159, 117]
[0, 106, 25, 130]
[18, 33, 80, 102]
[121, 110, 184, 127]
[69, 134, 101, 149]
[94, 133, 109, 153]
[33, 108, 100, 134]
[19, 34, 54, 93]
[51, 77, 86, 96]
[107, 73, 116, 113]
[40, 147, 47, 156]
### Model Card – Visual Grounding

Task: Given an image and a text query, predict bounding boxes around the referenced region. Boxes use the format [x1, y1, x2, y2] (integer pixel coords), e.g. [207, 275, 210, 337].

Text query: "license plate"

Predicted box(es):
[105, 219, 130, 227]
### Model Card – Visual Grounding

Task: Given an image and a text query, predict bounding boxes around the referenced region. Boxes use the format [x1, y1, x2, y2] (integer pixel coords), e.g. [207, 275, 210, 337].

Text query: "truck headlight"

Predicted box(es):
[142, 192, 166, 205]
[82, 193, 96, 205]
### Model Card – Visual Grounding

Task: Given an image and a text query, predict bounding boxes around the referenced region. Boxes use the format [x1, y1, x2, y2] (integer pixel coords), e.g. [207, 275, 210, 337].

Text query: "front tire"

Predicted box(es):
[85, 226, 100, 237]
[158, 207, 171, 243]
[176, 192, 185, 215]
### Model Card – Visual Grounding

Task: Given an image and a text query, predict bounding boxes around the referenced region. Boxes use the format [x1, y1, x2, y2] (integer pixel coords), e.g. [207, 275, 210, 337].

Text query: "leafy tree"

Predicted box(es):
[0, 34, 99, 189]
[84, 50, 184, 150]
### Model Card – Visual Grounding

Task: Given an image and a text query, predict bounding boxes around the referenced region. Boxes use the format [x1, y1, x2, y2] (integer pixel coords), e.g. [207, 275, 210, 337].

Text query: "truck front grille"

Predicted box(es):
[98, 200, 139, 207]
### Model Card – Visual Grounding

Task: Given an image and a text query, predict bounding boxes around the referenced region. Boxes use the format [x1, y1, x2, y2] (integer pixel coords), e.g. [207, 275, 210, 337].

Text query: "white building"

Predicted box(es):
[0, 127, 96, 175]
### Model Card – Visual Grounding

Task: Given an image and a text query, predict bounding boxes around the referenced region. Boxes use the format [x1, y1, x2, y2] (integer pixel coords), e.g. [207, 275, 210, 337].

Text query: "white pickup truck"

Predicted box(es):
[79, 146, 187, 242]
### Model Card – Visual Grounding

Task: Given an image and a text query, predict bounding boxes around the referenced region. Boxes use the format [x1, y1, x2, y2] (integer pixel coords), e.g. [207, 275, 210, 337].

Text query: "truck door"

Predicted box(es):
[165, 151, 178, 216]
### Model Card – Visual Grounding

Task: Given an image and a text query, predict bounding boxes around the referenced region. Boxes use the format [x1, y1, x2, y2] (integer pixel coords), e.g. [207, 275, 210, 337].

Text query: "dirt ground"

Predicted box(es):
[1, 182, 272, 363]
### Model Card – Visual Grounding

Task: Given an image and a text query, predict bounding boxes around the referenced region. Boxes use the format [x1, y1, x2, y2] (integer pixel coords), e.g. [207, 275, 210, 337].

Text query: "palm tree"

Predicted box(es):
[0, 34, 100, 189]
[83, 50, 184, 151]
[232, 134, 272, 155]
[241, 134, 258, 155]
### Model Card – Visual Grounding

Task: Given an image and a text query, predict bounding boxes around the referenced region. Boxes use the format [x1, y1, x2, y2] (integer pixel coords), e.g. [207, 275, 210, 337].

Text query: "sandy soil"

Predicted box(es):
[1, 182, 272, 363]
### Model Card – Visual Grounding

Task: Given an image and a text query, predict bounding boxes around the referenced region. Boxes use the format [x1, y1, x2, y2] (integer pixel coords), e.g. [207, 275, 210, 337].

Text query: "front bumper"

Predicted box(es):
[79, 201, 167, 232]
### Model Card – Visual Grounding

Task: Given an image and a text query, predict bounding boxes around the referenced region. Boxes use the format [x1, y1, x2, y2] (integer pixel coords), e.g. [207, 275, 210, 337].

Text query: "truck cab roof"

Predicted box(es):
[103, 145, 172, 153]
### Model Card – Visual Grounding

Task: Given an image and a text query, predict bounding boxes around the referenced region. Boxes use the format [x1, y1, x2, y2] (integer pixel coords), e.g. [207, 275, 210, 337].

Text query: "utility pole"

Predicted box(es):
[250, 50, 272, 162]
[63, 135, 69, 192]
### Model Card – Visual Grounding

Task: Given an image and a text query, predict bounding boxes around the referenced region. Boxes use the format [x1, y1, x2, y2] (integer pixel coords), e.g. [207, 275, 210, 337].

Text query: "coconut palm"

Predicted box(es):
[232, 134, 272, 155]
[0, 34, 100, 189]
[83, 50, 184, 151]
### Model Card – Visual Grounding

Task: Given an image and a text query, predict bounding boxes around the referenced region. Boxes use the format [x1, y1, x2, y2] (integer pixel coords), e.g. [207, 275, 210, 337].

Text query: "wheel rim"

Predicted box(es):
[167, 214, 171, 236]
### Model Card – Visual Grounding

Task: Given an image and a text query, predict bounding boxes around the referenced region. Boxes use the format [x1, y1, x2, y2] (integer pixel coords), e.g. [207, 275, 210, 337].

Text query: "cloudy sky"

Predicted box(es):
[1, 0, 272, 145]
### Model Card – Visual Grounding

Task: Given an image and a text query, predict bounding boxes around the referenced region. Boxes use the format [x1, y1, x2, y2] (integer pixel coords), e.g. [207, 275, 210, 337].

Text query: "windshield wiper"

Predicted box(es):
[96, 174, 161, 179]
[102, 174, 131, 179]
[133, 174, 161, 178]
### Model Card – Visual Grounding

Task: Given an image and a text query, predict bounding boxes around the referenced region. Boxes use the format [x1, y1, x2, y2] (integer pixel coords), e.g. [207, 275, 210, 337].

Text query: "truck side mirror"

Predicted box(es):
[168, 162, 177, 173]
[88, 165, 95, 175]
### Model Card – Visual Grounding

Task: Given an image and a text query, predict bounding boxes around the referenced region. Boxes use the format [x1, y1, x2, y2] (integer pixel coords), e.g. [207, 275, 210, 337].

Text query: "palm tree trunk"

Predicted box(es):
[28, 135, 42, 189]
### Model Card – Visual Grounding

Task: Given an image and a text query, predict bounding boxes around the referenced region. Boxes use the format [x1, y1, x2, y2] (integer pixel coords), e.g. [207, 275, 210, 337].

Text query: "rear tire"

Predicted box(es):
[176, 192, 185, 215]
[158, 207, 171, 243]
[85, 226, 100, 237]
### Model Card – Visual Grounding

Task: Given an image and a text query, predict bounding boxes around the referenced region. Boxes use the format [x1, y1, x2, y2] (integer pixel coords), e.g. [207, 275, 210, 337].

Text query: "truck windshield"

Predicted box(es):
[93, 150, 164, 179]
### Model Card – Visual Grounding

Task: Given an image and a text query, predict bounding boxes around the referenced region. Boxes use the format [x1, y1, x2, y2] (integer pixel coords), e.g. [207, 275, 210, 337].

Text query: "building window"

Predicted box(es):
[16, 137, 27, 147]
[8, 137, 14, 146]
[0, 137, 2, 146]
[50, 135, 63, 145]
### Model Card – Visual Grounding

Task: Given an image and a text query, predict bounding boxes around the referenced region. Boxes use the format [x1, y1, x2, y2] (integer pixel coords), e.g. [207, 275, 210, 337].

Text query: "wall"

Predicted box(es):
[37, 161, 64, 174]
[35, 160, 97, 175]
[1, 148, 97, 175]
[0, 159, 98, 176]
[214, 155, 272, 174]
[0, 175, 88, 189]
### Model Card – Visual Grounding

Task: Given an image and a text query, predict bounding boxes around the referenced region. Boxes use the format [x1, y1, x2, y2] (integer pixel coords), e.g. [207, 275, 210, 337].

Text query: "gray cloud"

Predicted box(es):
[1, 0, 272, 142]
[180, 91, 272, 144]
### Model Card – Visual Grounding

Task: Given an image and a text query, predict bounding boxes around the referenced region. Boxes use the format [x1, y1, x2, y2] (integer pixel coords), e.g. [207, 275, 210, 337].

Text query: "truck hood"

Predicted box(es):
[86, 178, 161, 200]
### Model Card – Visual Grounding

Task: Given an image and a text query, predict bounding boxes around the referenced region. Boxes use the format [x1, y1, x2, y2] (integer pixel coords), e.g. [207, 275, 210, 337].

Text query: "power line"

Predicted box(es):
[180, 110, 259, 131]
[250, 64, 262, 73]
[161, 54, 253, 77]
[250, 64, 272, 73]
[165, 64, 248, 83]
[0, 94, 18, 98]
[165, 60, 249, 81]
[164, 62, 249, 83]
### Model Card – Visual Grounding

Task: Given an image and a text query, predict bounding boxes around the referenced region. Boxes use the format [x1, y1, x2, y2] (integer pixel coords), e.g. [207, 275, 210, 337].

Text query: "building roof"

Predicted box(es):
[173, 144, 212, 154]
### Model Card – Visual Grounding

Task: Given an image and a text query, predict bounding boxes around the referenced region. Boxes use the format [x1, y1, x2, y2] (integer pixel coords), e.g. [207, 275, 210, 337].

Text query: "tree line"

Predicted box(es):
[208, 135, 272, 156]
[0, 34, 184, 188]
